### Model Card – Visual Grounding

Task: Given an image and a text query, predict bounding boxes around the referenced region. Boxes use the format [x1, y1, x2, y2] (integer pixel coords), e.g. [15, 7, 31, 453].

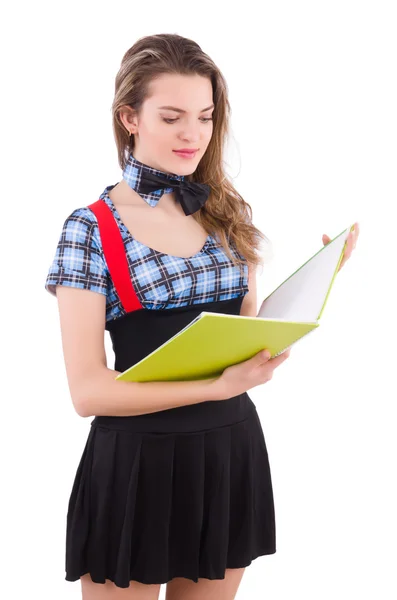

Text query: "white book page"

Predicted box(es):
[257, 227, 350, 322]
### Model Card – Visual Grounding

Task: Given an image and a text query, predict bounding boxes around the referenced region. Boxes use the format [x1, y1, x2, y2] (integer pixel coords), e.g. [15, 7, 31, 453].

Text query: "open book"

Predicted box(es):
[116, 224, 354, 382]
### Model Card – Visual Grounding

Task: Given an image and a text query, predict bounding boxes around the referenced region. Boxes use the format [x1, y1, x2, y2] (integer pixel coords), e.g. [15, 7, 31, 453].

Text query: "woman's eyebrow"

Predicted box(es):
[158, 104, 215, 113]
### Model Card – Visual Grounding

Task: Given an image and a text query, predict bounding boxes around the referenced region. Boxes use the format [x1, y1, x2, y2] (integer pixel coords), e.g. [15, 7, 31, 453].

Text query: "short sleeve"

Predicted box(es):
[45, 207, 109, 297]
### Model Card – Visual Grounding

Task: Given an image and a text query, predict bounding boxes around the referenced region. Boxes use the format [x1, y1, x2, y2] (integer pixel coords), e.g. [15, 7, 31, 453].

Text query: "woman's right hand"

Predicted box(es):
[216, 347, 291, 399]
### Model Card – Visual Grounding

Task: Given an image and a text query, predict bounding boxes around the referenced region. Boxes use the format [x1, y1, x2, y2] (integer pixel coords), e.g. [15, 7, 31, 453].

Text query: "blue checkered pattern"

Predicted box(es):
[123, 152, 185, 208]
[45, 185, 249, 325]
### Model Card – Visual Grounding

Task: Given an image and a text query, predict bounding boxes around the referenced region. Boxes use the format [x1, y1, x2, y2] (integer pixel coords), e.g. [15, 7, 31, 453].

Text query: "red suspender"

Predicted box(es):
[88, 199, 143, 313]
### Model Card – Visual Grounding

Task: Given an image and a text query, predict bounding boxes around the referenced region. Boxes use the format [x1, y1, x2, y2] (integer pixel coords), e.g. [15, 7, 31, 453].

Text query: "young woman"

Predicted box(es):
[45, 33, 296, 600]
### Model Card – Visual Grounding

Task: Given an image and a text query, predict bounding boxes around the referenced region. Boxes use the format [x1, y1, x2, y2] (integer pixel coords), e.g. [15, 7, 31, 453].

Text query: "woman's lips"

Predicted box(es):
[173, 150, 198, 159]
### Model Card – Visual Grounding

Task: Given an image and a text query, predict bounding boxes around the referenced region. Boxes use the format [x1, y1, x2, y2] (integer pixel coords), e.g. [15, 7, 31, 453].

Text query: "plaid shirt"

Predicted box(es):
[45, 184, 249, 325]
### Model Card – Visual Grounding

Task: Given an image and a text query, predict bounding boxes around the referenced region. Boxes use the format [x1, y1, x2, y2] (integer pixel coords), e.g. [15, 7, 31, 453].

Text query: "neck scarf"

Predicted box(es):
[122, 152, 210, 216]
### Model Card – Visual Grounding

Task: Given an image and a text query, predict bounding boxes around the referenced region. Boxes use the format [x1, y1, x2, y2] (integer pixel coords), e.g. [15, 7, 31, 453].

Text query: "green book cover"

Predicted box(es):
[116, 223, 354, 383]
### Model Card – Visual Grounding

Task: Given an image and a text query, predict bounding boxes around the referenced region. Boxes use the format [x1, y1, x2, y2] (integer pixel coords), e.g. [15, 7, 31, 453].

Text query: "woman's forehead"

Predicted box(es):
[146, 74, 213, 109]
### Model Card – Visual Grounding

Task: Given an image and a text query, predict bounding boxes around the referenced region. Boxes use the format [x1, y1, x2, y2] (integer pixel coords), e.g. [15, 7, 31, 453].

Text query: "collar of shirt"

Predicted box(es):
[122, 152, 186, 208]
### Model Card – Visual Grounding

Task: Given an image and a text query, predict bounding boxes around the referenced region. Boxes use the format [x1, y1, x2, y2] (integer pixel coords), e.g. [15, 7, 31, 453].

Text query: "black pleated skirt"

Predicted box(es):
[65, 398, 276, 588]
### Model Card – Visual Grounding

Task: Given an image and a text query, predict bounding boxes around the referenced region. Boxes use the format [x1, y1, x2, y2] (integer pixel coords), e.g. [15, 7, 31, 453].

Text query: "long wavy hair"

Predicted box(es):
[111, 33, 272, 274]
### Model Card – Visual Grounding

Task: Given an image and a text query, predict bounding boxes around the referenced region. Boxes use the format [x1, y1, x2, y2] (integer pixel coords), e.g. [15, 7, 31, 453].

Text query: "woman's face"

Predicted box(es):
[123, 73, 214, 176]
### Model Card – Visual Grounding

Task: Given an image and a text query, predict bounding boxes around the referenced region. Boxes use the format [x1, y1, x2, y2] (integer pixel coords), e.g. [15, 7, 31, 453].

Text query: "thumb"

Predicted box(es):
[256, 349, 271, 363]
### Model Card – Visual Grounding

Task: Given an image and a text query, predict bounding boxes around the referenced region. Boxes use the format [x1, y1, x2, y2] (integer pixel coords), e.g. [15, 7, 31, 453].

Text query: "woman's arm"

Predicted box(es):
[239, 262, 258, 317]
[55, 285, 225, 418]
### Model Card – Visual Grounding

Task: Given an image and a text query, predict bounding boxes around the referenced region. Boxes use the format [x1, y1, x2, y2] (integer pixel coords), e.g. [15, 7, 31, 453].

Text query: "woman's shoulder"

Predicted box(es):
[62, 185, 117, 231]
[58, 204, 104, 246]
[45, 204, 108, 298]
[62, 204, 101, 225]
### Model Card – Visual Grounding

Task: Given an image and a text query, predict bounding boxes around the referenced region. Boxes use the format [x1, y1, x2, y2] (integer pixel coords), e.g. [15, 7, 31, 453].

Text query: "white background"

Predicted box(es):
[1, 1, 395, 598]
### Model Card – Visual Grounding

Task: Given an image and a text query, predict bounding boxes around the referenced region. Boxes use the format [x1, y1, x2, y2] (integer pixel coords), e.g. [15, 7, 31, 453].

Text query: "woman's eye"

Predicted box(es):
[162, 117, 213, 124]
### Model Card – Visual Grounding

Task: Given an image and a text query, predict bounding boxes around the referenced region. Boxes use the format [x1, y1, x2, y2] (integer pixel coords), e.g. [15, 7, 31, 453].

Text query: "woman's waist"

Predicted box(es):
[90, 392, 256, 434]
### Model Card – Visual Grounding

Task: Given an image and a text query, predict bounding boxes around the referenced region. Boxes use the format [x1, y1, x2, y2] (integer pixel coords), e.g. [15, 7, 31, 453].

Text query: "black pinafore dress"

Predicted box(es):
[64, 197, 276, 588]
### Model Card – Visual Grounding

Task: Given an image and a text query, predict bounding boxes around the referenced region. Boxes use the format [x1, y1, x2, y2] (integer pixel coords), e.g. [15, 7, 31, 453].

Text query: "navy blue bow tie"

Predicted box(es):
[138, 170, 211, 216]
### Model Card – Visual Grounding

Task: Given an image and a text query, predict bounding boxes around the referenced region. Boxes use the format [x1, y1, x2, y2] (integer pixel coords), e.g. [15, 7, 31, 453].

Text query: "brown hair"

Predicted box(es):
[111, 33, 272, 274]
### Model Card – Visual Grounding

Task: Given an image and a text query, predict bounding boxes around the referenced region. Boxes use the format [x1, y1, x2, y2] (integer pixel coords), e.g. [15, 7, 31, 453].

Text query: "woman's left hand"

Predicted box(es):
[322, 222, 360, 272]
